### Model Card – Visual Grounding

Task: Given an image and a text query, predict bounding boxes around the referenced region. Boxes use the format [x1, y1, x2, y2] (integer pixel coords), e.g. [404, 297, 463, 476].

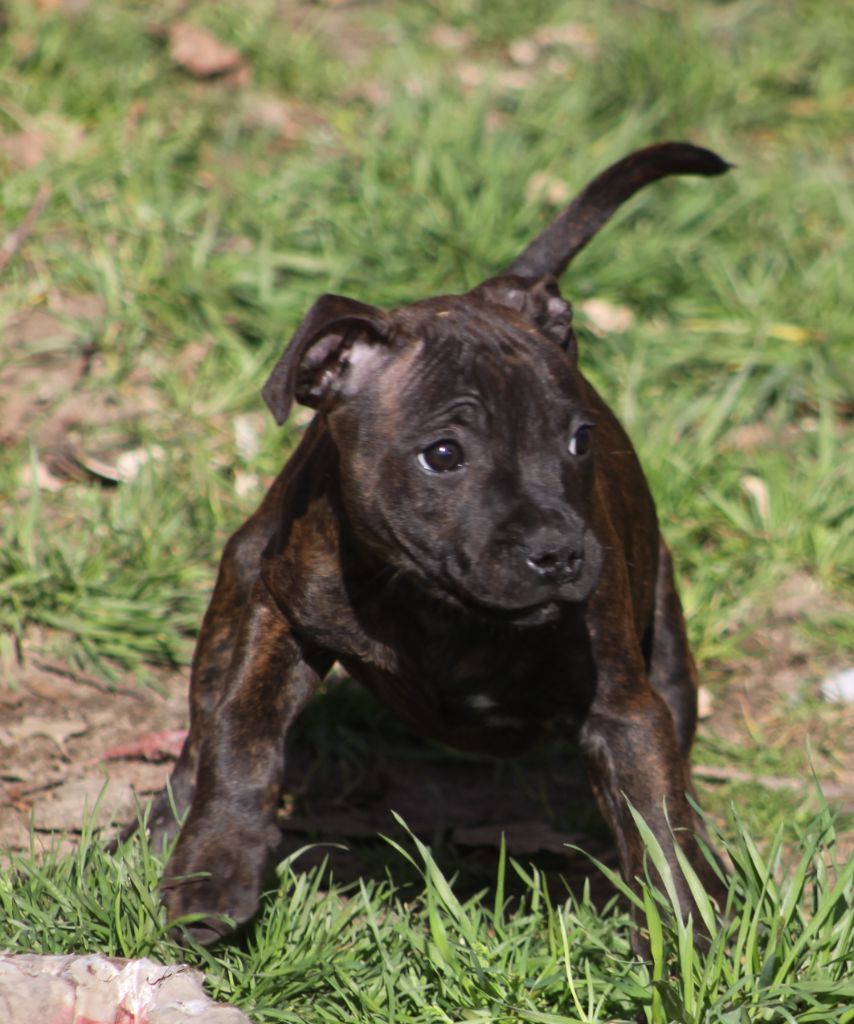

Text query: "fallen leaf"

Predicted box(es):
[100, 728, 187, 763]
[23, 669, 82, 702]
[455, 63, 485, 91]
[682, 317, 817, 343]
[49, 444, 166, 486]
[234, 471, 261, 498]
[741, 474, 771, 525]
[697, 685, 714, 720]
[35, 0, 90, 11]
[507, 38, 539, 66]
[168, 21, 245, 79]
[767, 322, 814, 344]
[234, 414, 261, 459]
[19, 460, 65, 492]
[116, 445, 165, 481]
[0, 762, 31, 782]
[524, 171, 571, 207]
[533, 22, 599, 58]
[579, 298, 635, 335]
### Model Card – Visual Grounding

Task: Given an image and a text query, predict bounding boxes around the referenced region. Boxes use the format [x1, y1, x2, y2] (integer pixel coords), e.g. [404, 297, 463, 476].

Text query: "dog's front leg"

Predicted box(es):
[579, 596, 723, 956]
[147, 513, 275, 850]
[580, 693, 714, 952]
[161, 578, 329, 944]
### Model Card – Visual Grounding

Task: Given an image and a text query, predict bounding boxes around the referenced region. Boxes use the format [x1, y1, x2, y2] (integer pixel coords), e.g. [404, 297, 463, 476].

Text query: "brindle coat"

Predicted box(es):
[151, 143, 731, 952]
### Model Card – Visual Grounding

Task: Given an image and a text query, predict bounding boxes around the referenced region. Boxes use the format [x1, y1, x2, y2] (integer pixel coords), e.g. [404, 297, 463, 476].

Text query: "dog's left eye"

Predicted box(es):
[568, 424, 593, 457]
[419, 440, 465, 473]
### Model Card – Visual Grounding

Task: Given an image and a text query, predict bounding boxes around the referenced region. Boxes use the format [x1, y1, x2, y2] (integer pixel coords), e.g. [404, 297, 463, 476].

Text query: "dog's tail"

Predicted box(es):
[504, 142, 731, 280]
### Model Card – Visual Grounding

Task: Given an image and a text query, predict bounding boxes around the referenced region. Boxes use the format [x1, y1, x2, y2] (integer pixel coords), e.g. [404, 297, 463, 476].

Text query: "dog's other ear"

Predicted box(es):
[470, 273, 576, 359]
[262, 294, 390, 425]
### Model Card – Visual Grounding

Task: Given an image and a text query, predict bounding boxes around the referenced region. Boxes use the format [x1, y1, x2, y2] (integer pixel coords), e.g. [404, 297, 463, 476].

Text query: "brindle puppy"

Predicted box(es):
[151, 142, 731, 952]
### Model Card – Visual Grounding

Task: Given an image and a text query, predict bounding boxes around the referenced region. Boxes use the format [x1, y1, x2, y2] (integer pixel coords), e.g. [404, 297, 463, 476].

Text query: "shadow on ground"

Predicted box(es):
[271, 677, 618, 906]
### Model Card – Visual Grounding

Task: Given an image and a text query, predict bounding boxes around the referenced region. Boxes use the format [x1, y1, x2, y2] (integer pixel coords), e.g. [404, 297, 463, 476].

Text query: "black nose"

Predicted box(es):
[525, 543, 584, 582]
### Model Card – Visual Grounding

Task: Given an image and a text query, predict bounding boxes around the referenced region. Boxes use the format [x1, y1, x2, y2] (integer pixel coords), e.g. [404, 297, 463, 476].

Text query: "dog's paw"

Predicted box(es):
[161, 825, 277, 945]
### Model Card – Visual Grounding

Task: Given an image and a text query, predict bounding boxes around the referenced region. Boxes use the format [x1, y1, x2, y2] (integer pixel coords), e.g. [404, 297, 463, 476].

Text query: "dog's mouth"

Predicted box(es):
[453, 591, 565, 629]
[387, 559, 559, 627]
[489, 601, 562, 628]
[417, 568, 566, 628]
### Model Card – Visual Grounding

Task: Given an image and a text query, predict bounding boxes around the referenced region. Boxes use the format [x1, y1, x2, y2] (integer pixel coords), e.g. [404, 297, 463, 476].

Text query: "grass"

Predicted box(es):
[1, 0, 852, 1019]
[1, 805, 851, 1022]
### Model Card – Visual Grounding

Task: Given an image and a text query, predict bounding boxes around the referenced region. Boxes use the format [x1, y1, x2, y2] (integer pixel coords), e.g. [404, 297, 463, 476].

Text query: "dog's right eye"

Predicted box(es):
[418, 440, 465, 473]
[568, 423, 593, 457]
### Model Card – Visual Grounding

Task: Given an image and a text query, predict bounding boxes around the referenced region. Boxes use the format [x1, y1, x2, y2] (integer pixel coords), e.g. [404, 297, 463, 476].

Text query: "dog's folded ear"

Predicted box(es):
[262, 294, 390, 425]
[470, 274, 577, 359]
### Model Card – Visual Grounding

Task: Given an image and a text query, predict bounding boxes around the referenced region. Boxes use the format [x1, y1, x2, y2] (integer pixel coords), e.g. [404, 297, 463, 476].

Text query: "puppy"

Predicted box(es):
[151, 142, 731, 952]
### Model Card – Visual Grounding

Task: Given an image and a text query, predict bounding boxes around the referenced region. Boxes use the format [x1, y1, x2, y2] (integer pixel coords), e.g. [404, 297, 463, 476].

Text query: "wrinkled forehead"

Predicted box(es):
[387, 297, 580, 417]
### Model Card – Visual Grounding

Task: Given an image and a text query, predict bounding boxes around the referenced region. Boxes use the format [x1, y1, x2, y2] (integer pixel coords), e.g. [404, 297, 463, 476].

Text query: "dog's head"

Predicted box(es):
[261, 143, 730, 624]
[261, 279, 602, 625]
